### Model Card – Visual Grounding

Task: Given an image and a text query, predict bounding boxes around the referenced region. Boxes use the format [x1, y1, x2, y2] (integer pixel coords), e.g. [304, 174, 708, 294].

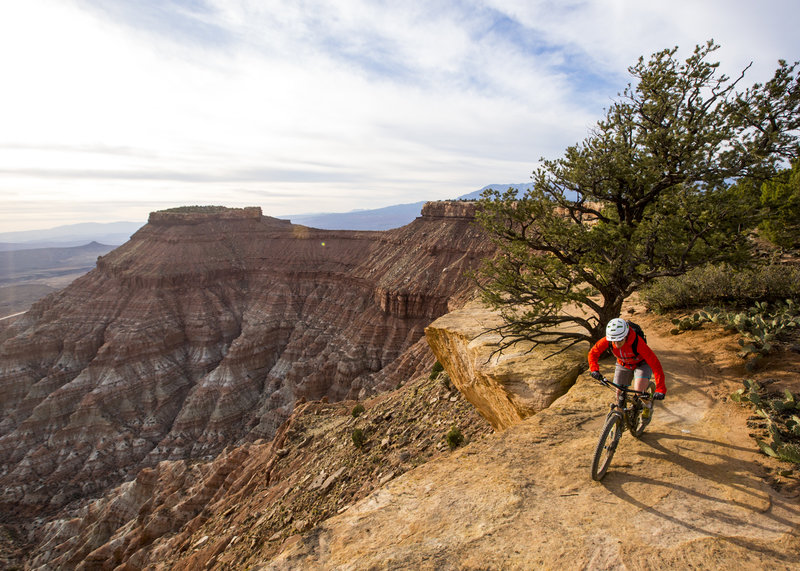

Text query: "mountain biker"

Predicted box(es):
[588, 318, 666, 400]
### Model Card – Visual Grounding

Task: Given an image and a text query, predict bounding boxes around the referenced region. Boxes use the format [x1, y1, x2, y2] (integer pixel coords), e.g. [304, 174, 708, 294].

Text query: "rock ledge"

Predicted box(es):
[425, 303, 585, 430]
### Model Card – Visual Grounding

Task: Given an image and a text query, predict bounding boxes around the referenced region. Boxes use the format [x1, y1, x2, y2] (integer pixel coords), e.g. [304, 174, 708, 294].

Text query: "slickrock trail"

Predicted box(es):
[263, 312, 800, 569]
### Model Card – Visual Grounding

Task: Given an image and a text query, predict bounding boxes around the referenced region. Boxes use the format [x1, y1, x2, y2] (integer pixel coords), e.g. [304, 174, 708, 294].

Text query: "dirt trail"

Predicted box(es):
[262, 314, 800, 570]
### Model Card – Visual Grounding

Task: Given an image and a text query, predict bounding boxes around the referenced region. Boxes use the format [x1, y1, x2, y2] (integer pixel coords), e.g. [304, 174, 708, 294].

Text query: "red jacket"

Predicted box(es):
[588, 330, 666, 394]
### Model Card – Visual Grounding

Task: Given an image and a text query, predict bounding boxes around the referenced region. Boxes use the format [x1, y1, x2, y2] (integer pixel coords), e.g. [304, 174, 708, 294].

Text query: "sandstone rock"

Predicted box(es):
[425, 302, 585, 430]
[420, 200, 477, 219]
[320, 467, 346, 492]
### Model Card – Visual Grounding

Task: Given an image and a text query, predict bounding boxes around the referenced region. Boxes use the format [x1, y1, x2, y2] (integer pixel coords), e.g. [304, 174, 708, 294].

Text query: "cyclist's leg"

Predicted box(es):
[632, 363, 653, 393]
[632, 363, 656, 428]
[613, 365, 634, 400]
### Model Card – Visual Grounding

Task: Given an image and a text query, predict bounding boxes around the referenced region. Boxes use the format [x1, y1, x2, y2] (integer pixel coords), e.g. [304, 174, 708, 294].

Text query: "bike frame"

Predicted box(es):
[597, 376, 651, 431]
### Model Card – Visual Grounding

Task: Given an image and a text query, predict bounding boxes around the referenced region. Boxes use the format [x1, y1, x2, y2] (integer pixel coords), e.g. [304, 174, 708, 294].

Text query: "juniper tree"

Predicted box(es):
[759, 160, 800, 249]
[476, 41, 799, 352]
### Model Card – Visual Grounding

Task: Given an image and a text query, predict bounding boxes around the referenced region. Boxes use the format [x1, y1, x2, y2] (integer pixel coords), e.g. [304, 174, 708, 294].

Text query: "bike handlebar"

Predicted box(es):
[593, 375, 651, 398]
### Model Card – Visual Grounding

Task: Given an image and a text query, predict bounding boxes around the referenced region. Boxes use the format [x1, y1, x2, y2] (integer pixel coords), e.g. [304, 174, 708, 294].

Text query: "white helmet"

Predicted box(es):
[606, 318, 629, 343]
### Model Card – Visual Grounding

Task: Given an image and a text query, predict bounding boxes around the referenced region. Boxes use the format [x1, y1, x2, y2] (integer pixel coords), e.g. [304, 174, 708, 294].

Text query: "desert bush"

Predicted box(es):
[703, 301, 800, 369]
[642, 263, 800, 312]
[351, 403, 365, 418]
[429, 361, 444, 380]
[352, 428, 366, 449]
[668, 301, 800, 369]
[670, 313, 706, 334]
[446, 426, 464, 450]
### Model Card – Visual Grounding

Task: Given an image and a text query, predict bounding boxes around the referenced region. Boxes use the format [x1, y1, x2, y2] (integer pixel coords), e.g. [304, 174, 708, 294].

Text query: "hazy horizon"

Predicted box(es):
[2, 0, 799, 232]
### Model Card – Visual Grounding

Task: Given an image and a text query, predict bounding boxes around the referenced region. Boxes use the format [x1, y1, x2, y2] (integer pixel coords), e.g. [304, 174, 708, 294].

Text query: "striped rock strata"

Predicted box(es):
[0, 203, 490, 519]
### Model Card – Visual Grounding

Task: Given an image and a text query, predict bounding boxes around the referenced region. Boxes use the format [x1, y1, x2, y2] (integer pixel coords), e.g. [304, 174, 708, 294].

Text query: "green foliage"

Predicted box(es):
[351, 428, 366, 449]
[730, 378, 760, 403]
[662, 300, 800, 368]
[725, 301, 799, 367]
[732, 379, 800, 463]
[670, 313, 705, 334]
[688, 301, 800, 369]
[446, 426, 465, 450]
[759, 160, 800, 248]
[642, 263, 800, 312]
[757, 430, 800, 463]
[476, 42, 800, 348]
[429, 361, 452, 390]
[351, 403, 365, 418]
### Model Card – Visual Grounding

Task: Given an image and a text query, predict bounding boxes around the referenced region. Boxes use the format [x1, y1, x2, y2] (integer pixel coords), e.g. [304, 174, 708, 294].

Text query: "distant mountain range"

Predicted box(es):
[283, 201, 428, 231]
[281, 183, 533, 231]
[0, 184, 535, 249]
[0, 221, 145, 251]
[0, 241, 117, 285]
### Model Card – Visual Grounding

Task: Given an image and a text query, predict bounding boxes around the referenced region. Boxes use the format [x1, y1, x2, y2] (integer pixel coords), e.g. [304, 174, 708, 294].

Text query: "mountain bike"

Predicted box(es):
[590, 375, 656, 481]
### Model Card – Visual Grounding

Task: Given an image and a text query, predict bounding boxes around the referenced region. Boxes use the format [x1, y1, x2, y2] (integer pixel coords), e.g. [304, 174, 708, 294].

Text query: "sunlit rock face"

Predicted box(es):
[425, 303, 586, 430]
[0, 204, 491, 517]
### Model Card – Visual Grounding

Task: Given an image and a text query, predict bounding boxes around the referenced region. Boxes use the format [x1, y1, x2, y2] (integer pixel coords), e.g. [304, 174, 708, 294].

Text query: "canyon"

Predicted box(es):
[0, 203, 490, 528]
[2, 202, 799, 569]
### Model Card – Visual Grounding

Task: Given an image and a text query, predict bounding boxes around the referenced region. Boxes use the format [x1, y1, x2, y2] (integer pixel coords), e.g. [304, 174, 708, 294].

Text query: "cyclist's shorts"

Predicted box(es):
[614, 362, 653, 387]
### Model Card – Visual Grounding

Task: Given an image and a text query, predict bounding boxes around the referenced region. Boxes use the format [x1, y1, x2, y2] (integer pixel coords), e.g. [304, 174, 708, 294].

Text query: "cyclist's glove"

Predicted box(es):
[653, 392, 665, 400]
[590, 371, 603, 381]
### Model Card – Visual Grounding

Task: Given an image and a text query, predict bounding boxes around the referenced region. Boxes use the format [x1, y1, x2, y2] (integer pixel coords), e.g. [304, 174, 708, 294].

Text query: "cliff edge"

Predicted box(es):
[262, 307, 800, 569]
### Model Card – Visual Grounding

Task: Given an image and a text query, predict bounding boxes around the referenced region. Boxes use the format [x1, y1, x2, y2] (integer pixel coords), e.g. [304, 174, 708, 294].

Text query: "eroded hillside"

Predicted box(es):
[0, 203, 491, 523]
[25, 372, 491, 570]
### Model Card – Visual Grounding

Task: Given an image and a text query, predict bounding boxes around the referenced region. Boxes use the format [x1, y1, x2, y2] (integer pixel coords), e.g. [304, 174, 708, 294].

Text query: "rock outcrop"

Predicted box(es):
[425, 303, 586, 430]
[0, 204, 491, 520]
[420, 200, 477, 219]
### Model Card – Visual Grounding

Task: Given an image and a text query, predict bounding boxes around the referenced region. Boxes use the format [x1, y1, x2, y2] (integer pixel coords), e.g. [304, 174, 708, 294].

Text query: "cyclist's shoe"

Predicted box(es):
[653, 392, 665, 400]
[590, 371, 603, 381]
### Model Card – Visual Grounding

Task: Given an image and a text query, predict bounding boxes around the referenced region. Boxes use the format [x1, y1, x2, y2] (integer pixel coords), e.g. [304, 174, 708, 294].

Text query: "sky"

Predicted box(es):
[1, 0, 798, 232]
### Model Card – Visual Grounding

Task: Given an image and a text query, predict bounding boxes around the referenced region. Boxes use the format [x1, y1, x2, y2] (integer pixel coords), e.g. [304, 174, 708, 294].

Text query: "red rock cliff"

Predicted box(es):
[0, 204, 491, 518]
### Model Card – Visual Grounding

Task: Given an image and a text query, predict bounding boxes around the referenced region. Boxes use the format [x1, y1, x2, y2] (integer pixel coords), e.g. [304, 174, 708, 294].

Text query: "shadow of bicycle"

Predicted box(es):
[597, 429, 799, 563]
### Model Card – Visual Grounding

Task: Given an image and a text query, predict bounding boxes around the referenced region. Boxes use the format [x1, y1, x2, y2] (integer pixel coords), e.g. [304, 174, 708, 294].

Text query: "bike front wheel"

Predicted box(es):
[591, 413, 623, 481]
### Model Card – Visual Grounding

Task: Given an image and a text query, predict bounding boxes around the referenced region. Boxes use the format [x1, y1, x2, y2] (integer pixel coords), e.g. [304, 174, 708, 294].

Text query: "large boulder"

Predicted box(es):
[425, 303, 586, 430]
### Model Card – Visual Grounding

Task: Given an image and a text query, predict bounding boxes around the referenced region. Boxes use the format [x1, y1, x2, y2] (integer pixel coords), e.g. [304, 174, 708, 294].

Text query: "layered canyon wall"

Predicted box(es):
[0, 203, 491, 519]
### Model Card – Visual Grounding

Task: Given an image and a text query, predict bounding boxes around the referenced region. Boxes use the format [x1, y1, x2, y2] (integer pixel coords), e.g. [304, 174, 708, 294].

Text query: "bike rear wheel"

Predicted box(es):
[591, 413, 623, 481]
[631, 381, 656, 438]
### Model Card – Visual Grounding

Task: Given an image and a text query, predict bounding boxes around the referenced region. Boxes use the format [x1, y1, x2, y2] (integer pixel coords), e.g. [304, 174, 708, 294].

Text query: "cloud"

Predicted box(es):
[0, 0, 798, 231]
